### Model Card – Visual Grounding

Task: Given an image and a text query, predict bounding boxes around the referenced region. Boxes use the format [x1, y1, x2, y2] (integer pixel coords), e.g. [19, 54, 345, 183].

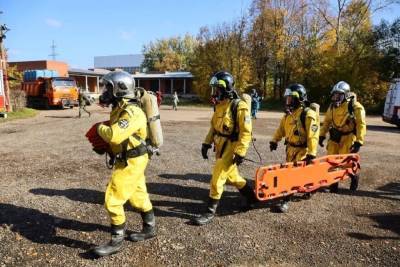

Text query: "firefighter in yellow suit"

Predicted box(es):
[192, 71, 257, 226]
[269, 84, 319, 212]
[92, 71, 155, 257]
[319, 81, 366, 193]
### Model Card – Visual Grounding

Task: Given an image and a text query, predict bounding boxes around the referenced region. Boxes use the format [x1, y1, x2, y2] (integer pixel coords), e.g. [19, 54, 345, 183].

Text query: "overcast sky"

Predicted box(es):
[2, 0, 399, 69]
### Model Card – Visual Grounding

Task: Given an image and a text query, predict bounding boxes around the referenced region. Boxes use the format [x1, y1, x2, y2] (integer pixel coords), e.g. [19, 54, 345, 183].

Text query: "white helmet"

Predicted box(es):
[331, 81, 350, 96]
[101, 70, 136, 99]
[331, 81, 351, 107]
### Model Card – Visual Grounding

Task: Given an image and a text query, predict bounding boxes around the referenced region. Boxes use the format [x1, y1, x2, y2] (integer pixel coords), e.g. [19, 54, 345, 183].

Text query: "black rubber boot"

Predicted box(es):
[329, 182, 339, 193]
[271, 197, 290, 213]
[350, 174, 359, 191]
[129, 210, 156, 242]
[92, 223, 125, 257]
[192, 198, 219, 226]
[238, 179, 258, 210]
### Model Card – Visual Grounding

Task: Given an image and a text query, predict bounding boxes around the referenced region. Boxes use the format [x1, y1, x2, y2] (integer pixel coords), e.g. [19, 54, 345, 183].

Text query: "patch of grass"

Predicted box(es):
[0, 108, 38, 123]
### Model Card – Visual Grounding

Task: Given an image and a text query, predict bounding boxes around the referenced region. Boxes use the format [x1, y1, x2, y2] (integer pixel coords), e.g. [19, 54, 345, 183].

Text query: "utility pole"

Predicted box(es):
[49, 40, 58, 61]
[0, 11, 12, 112]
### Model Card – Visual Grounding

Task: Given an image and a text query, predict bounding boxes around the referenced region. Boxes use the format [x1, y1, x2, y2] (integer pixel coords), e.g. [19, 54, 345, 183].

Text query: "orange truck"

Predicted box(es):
[21, 77, 78, 109]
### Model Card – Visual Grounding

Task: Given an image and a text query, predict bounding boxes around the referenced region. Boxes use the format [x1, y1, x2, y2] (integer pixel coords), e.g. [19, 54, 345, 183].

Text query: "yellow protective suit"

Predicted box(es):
[204, 99, 252, 200]
[320, 100, 366, 154]
[97, 99, 152, 226]
[272, 106, 319, 162]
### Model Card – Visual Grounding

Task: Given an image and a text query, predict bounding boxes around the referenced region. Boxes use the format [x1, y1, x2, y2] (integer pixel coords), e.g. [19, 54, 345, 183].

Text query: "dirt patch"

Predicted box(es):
[0, 105, 399, 266]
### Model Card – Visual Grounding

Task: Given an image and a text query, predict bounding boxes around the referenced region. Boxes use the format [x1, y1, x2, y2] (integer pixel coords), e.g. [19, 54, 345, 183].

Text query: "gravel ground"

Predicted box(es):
[0, 105, 399, 266]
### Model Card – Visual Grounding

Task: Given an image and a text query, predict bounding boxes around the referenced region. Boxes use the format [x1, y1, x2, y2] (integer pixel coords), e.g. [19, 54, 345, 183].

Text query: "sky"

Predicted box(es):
[2, 0, 399, 69]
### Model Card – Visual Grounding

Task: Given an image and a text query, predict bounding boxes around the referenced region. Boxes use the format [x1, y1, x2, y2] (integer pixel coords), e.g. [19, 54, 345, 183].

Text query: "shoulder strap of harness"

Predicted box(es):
[300, 107, 309, 130]
[120, 103, 147, 151]
[348, 96, 355, 118]
[230, 98, 241, 139]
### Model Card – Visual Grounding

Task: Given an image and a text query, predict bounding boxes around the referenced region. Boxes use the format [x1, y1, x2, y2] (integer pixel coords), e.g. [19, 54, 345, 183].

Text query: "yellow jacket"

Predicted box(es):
[320, 100, 366, 145]
[272, 106, 319, 157]
[98, 99, 147, 155]
[204, 99, 252, 157]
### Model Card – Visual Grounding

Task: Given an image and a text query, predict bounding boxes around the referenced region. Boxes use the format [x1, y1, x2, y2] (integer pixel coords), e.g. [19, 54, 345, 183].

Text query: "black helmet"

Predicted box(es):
[209, 71, 236, 101]
[209, 71, 235, 92]
[284, 83, 307, 113]
[284, 84, 307, 102]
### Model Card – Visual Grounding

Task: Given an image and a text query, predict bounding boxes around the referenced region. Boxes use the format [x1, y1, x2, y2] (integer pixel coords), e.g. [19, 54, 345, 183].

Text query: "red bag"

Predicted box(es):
[85, 121, 112, 154]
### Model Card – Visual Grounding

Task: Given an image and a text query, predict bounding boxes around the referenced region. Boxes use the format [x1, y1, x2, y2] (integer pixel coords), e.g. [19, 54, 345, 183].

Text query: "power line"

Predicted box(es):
[49, 40, 59, 60]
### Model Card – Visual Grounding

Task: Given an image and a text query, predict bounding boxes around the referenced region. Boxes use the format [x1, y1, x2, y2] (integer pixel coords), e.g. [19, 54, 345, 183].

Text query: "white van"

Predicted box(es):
[383, 79, 400, 128]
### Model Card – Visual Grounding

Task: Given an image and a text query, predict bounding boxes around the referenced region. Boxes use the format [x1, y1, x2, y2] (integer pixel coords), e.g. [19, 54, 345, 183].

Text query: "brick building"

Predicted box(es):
[9, 60, 69, 77]
[10, 60, 195, 97]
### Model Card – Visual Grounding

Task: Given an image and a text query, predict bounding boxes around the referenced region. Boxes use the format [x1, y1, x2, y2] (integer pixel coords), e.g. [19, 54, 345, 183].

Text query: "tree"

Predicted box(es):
[190, 20, 252, 100]
[7, 65, 26, 111]
[7, 65, 22, 90]
[374, 18, 400, 80]
[141, 34, 198, 72]
[249, 0, 319, 99]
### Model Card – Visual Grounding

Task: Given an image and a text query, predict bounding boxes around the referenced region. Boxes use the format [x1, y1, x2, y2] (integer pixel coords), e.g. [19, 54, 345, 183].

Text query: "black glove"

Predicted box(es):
[350, 141, 362, 153]
[201, 143, 212, 159]
[269, 141, 278, 151]
[233, 154, 244, 166]
[93, 148, 105, 155]
[304, 154, 316, 165]
[319, 136, 325, 147]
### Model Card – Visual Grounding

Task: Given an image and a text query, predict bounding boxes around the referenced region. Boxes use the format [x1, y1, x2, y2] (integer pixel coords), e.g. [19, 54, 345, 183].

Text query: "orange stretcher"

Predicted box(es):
[85, 121, 112, 154]
[254, 154, 360, 201]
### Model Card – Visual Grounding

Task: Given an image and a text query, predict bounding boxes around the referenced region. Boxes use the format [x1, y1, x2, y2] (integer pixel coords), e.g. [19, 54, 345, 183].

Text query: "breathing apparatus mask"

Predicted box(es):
[331, 92, 346, 107]
[98, 70, 136, 107]
[330, 81, 350, 108]
[209, 71, 236, 104]
[284, 89, 301, 114]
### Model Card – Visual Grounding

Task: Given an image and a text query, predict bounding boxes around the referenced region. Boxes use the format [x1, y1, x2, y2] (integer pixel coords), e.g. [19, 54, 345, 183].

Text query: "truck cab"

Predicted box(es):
[47, 77, 79, 108]
[383, 78, 400, 128]
[22, 77, 79, 109]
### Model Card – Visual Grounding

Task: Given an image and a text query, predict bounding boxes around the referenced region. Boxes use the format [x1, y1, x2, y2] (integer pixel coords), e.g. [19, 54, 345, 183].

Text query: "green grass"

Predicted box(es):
[0, 108, 38, 123]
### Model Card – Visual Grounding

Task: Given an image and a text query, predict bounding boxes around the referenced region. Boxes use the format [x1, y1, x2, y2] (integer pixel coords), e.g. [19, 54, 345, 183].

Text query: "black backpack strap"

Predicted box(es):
[347, 96, 356, 134]
[230, 98, 241, 141]
[300, 107, 308, 130]
[348, 96, 355, 117]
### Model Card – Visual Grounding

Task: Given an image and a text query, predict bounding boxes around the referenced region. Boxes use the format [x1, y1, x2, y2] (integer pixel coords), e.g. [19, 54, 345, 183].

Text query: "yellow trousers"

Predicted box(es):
[209, 141, 247, 200]
[327, 134, 355, 155]
[286, 146, 307, 162]
[104, 154, 152, 226]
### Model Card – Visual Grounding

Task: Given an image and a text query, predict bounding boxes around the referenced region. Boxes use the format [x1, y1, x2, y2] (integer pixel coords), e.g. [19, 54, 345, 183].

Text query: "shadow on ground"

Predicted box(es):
[366, 125, 399, 133]
[0, 203, 109, 250]
[344, 182, 400, 241]
[29, 181, 248, 220]
[44, 115, 77, 119]
[338, 182, 400, 202]
[30, 188, 104, 205]
[158, 173, 211, 183]
[347, 212, 400, 240]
